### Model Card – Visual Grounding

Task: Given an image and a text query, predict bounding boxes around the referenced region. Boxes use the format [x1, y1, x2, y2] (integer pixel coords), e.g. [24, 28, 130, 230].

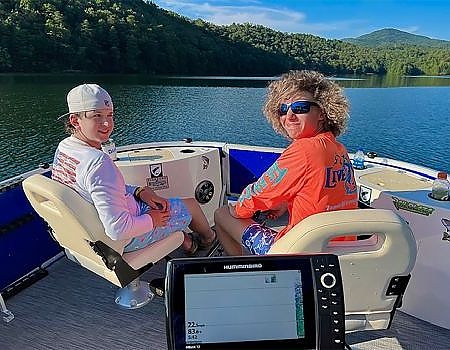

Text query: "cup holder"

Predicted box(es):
[428, 193, 450, 201]
[180, 149, 195, 154]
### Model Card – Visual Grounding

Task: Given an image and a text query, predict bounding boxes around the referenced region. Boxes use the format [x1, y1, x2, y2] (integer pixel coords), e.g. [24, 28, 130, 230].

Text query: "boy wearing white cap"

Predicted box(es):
[52, 83, 216, 254]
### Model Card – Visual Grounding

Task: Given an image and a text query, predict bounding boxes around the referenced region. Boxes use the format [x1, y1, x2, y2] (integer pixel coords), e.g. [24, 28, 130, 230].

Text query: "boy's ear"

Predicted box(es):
[69, 114, 80, 128]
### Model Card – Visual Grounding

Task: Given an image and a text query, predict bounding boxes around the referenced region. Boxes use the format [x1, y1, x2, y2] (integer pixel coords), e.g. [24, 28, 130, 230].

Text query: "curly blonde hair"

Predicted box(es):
[263, 70, 349, 138]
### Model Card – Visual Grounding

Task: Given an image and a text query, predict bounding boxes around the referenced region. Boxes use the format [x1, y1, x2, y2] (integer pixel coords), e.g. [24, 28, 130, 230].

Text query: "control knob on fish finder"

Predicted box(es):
[320, 272, 337, 289]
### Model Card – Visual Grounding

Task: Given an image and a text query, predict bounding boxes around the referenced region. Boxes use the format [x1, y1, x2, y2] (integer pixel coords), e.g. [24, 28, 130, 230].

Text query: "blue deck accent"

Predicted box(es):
[0, 171, 61, 291]
[228, 148, 281, 195]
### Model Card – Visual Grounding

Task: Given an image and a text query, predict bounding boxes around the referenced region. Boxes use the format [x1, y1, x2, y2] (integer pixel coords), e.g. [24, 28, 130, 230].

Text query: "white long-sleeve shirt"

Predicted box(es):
[52, 136, 153, 241]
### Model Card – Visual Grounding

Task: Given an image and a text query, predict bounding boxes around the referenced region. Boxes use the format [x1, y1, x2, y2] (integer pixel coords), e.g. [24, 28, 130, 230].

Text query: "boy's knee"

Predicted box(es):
[181, 197, 197, 212]
[214, 205, 232, 228]
[214, 205, 227, 219]
[182, 197, 194, 206]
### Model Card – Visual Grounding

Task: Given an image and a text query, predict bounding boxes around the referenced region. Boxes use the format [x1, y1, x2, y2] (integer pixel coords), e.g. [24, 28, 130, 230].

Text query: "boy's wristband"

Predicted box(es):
[134, 186, 145, 200]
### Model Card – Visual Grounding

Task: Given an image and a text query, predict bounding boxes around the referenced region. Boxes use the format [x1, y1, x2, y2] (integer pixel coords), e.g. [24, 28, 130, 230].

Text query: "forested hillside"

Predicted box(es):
[0, 0, 295, 75]
[1, 0, 449, 76]
[210, 23, 450, 75]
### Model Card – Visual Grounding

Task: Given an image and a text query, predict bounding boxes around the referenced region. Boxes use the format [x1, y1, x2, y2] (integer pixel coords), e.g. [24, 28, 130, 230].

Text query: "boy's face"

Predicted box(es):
[70, 109, 114, 148]
[279, 91, 324, 140]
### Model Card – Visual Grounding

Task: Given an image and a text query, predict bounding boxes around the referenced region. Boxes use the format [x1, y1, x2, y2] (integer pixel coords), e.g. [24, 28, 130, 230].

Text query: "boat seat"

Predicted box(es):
[268, 208, 417, 333]
[22, 173, 184, 309]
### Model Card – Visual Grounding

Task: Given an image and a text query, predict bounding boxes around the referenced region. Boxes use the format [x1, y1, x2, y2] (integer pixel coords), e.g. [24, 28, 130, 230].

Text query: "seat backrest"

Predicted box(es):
[22, 174, 131, 286]
[268, 208, 417, 333]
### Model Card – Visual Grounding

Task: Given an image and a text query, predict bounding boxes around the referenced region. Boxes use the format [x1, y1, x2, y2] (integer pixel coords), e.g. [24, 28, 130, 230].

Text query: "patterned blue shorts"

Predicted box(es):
[124, 198, 191, 252]
[242, 223, 278, 255]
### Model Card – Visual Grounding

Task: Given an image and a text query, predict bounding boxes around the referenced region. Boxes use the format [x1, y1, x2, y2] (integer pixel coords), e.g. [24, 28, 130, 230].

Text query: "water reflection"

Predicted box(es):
[1, 74, 449, 182]
[2, 73, 450, 89]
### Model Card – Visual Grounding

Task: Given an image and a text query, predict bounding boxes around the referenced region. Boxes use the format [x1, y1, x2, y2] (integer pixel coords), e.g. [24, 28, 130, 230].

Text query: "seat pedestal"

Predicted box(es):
[114, 278, 154, 309]
[1, 293, 14, 323]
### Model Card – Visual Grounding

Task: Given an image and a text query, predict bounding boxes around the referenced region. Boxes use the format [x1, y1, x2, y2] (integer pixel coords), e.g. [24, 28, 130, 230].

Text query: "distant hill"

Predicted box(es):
[342, 28, 450, 48]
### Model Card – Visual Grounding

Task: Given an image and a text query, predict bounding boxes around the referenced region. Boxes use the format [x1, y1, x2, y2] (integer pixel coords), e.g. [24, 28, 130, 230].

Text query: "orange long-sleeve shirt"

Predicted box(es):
[235, 132, 358, 241]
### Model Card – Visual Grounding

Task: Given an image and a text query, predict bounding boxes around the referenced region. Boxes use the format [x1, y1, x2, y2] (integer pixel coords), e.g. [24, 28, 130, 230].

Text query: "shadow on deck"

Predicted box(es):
[2, 254, 450, 350]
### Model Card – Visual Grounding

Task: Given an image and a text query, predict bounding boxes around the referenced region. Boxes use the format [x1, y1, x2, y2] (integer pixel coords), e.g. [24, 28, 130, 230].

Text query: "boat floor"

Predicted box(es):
[2, 246, 450, 350]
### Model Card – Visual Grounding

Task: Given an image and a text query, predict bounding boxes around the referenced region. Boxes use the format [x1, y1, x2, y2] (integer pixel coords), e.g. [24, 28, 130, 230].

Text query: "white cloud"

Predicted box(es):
[153, 1, 364, 38]
[399, 26, 420, 34]
[152, 1, 450, 40]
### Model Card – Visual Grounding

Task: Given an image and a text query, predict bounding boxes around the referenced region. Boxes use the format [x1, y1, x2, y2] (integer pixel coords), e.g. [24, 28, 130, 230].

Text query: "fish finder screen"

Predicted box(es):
[184, 270, 304, 344]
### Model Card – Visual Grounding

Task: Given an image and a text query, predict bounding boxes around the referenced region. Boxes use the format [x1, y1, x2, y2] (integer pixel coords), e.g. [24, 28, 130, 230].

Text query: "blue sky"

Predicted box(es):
[151, 0, 450, 40]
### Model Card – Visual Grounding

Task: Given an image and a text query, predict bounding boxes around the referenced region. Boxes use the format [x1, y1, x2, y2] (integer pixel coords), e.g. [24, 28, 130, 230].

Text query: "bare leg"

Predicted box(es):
[182, 198, 215, 245]
[215, 226, 243, 256]
[214, 205, 254, 256]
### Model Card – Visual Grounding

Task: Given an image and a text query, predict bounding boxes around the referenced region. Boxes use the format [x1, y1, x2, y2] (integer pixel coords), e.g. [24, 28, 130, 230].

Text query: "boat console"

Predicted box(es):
[165, 254, 345, 350]
[115, 146, 222, 226]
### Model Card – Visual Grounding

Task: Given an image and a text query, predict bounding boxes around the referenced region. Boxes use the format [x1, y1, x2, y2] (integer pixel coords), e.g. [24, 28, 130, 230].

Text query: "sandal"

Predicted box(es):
[198, 229, 218, 250]
[149, 277, 165, 297]
[183, 232, 199, 256]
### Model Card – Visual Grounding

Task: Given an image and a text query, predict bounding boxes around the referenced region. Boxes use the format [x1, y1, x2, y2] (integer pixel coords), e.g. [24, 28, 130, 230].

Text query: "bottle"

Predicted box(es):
[101, 138, 117, 160]
[431, 172, 450, 200]
[353, 148, 365, 170]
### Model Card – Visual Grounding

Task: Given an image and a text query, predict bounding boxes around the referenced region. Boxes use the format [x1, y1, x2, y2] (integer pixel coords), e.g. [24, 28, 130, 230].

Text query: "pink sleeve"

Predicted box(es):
[87, 158, 154, 241]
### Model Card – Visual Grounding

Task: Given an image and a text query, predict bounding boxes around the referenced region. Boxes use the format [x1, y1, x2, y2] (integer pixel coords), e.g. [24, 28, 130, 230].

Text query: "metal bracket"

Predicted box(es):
[1, 293, 14, 323]
[386, 274, 411, 329]
[89, 240, 154, 287]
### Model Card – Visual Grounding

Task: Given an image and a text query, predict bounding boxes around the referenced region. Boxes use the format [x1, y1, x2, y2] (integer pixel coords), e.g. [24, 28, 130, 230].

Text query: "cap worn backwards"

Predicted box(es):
[57, 83, 113, 120]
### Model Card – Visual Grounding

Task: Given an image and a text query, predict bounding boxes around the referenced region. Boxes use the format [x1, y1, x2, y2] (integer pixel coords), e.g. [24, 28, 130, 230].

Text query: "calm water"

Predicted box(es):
[1, 74, 450, 182]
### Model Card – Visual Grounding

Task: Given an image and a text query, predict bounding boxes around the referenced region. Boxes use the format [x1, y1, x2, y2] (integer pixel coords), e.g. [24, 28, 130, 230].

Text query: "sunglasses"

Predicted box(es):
[279, 100, 319, 116]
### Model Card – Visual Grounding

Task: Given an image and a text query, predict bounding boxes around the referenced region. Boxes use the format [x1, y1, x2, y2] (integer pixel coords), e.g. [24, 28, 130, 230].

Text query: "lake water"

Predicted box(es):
[1, 74, 450, 182]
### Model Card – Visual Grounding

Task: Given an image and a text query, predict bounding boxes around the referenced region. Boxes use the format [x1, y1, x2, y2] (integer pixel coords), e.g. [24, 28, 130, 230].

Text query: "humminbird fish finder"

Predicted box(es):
[165, 254, 345, 350]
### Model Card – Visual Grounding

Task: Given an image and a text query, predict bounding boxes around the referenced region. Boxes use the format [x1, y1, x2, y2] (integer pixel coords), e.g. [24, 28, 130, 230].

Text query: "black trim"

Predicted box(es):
[386, 274, 411, 328]
[0, 213, 36, 236]
[357, 201, 372, 209]
[1, 268, 48, 300]
[89, 241, 155, 287]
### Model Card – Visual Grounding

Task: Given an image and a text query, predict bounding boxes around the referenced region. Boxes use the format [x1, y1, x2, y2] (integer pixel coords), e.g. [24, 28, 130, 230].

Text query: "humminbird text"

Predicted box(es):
[223, 264, 263, 270]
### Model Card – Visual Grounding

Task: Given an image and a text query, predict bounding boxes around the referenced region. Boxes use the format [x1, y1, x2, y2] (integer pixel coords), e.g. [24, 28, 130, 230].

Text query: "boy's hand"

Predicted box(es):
[148, 209, 170, 227]
[267, 202, 288, 220]
[148, 195, 169, 212]
[140, 187, 169, 212]
[228, 203, 239, 218]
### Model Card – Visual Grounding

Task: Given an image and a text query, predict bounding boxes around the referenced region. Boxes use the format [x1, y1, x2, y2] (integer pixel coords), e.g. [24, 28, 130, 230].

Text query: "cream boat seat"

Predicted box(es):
[22, 173, 184, 309]
[268, 208, 417, 333]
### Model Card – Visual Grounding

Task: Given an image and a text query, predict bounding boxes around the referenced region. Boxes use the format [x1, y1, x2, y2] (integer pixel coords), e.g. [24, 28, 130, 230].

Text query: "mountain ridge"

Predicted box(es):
[342, 28, 450, 48]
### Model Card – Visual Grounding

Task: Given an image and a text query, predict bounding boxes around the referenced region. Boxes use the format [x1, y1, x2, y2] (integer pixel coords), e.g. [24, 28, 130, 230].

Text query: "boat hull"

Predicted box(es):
[353, 155, 450, 329]
[1, 141, 449, 331]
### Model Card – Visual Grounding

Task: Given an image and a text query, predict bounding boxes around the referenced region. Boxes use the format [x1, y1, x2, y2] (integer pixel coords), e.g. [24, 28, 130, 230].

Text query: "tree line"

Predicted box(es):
[1, 0, 449, 76]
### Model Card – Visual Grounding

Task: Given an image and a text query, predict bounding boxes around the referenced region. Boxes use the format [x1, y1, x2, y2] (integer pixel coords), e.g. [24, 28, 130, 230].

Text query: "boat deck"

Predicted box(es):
[2, 249, 450, 350]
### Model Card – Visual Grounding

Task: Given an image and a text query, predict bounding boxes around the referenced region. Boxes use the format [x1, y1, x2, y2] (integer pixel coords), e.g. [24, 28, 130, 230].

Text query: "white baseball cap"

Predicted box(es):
[58, 83, 113, 120]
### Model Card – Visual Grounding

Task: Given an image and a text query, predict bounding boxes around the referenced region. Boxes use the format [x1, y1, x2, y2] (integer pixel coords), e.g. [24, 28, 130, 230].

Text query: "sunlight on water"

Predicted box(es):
[1, 75, 449, 181]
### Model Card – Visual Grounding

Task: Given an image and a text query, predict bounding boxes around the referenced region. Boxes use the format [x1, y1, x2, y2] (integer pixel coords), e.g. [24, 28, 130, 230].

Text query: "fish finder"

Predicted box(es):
[165, 254, 345, 350]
